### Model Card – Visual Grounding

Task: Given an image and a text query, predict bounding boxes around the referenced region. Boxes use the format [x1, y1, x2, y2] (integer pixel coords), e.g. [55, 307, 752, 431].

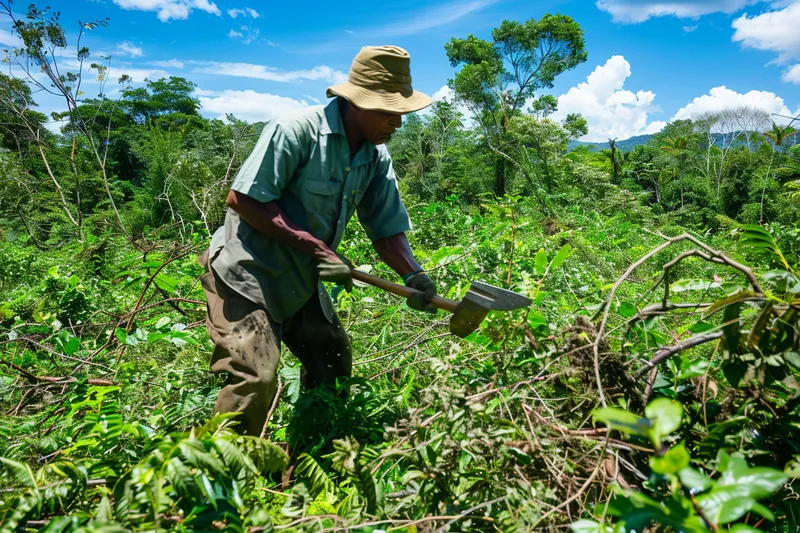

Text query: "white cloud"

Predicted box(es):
[112, 0, 221, 22]
[189, 61, 348, 84]
[198, 89, 309, 123]
[150, 58, 184, 68]
[227, 6, 259, 18]
[732, 2, 800, 67]
[107, 65, 170, 83]
[596, 0, 758, 23]
[551, 55, 666, 141]
[304, 94, 321, 104]
[782, 64, 800, 83]
[672, 85, 799, 123]
[0, 28, 22, 47]
[193, 87, 220, 96]
[228, 24, 259, 44]
[116, 41, 143, 57]
[376, 0, 499, 36]
[683, 24, 699, 32]
[431, 85, 454, 102]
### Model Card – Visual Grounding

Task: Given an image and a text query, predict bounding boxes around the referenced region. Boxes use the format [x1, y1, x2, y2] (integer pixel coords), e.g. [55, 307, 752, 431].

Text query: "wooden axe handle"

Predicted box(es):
[351, 269, 459, 313]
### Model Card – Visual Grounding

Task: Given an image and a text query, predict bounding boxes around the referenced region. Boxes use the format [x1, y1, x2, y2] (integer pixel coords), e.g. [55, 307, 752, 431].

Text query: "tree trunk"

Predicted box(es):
[609, 139, 619, 184]
[494, 154, 506, 196]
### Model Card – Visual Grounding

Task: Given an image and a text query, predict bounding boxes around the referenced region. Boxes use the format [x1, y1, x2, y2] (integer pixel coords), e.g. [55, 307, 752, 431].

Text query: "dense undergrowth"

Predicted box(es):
[1, 186, 799, 532]
[1, 3, 799, 530]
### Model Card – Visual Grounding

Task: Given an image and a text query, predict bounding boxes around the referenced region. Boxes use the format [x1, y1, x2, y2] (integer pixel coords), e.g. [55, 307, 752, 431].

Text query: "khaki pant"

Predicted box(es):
[199, 251, 352, 436]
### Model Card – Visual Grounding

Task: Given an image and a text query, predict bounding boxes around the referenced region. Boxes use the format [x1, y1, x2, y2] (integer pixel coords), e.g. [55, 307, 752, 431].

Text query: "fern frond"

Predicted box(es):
[294, 453, 335, 501]
[0, 456, 37, 489]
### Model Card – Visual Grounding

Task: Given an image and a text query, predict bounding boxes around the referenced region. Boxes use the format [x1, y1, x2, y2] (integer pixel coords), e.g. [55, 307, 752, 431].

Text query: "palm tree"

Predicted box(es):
[759, 122, 795, 222]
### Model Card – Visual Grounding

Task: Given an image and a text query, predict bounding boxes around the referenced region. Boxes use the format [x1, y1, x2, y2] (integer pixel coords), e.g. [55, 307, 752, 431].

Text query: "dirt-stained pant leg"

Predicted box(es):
[283, 296, 352, 390]
[199, 251, 281, 436]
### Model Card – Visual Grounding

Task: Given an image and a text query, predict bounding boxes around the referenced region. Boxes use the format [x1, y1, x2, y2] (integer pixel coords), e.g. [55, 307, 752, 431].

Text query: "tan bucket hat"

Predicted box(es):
[326, 45, 432, 115]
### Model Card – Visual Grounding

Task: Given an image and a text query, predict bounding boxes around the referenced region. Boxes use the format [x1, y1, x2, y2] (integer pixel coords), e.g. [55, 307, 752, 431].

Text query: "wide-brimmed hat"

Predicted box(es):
[326, 45, 432, 115]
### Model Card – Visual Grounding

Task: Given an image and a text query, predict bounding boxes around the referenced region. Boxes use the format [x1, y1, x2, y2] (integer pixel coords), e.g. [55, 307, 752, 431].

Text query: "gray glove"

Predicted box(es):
[317, 254, 354, 292]
[404, 271, 437, 314]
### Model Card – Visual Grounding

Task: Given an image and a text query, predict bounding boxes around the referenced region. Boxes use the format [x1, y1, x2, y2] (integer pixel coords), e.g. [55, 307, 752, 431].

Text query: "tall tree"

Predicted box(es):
[445, 14, 587, 195]
[760, 121, 795, 222]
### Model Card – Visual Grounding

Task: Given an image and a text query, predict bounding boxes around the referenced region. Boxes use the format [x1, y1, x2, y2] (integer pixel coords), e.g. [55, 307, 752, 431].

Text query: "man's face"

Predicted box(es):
[355, 107, 403, 145]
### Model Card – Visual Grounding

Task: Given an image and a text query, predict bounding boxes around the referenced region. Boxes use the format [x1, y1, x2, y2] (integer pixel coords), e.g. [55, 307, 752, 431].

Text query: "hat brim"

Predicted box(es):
[326, 82, 433, 114]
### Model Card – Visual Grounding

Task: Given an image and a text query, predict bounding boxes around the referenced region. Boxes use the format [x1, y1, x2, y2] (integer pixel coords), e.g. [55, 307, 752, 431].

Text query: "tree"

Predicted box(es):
[445, 14, 587, 195]
[660, 135, 691, 208]
[0, 1, 135, 242]
[760, 121, 795, 222]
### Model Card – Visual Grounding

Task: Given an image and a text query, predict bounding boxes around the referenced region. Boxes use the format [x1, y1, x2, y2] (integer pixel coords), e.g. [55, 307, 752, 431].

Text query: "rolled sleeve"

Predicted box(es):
[230, 122, 301, 203]
[357, 152, 412, 241]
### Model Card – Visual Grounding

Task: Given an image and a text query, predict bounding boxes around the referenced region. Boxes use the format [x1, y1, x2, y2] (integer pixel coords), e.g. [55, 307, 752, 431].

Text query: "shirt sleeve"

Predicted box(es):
[357, 147, 413, 241]
[230, 121, 302, 203]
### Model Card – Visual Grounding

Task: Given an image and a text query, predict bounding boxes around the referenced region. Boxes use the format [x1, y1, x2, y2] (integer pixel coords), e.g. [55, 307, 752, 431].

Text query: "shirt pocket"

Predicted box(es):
[303, 178, 339, 218]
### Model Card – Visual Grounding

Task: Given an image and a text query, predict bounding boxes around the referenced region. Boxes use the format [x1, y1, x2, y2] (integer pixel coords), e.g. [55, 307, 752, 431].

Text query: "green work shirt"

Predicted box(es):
[208, 97, 412, 323]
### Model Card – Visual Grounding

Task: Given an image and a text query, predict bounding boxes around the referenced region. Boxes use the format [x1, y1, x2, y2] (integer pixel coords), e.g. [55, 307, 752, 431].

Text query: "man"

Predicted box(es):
[198, 45, 437, 436]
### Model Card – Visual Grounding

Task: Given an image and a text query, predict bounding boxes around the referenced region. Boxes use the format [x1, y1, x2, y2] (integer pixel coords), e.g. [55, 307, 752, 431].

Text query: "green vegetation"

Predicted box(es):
[1, 4, 799, 532]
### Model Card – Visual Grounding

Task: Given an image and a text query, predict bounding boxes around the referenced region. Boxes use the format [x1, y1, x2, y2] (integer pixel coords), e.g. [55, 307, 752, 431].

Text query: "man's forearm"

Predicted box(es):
[226, 190, 336, 262]
[372, 233, 422, 278]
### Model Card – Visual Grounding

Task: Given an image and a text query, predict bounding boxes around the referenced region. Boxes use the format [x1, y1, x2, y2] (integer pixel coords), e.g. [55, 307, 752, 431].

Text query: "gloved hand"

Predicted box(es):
[404, 270, 437, 314]
[317, 253, 354, 292]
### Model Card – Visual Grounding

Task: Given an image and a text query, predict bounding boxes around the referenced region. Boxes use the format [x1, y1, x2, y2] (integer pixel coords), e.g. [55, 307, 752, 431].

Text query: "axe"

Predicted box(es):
[351, 270, 532, 338]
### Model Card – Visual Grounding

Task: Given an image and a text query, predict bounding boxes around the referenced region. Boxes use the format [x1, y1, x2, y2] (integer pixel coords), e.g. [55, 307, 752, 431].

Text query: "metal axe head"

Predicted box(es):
[449, 281, 532, 338]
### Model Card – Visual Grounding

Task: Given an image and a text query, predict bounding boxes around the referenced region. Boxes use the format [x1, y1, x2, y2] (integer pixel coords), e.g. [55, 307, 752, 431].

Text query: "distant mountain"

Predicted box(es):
[568, 134, 653, 152]
[568, 130, 800, 153]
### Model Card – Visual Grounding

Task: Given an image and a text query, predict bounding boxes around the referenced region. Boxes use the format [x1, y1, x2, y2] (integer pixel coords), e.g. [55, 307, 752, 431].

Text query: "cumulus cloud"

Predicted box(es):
[112, 0, 221, 22]
[732, 1, 800, 73]
[116, 41, 143, 57]
[150, 58, 184, 69]
[227, 29, 243, 38]
[190, 61, 347, 84]
[782, 64, 800, 83]
[198, 89, 309, 123]
[671, 85, 799, 123]
[227, 7, 259, 18]
[596, 0, 757, 23]
[551, 55, 666, 141]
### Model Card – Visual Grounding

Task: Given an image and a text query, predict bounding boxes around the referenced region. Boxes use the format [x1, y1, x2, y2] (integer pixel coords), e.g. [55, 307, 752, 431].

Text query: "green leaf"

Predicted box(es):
[570, 519, 612, 533]
[592, 407, 652, 437]
[618, 301, 637, 318]
[154, 274, 178, 294]
[717, 496, 758, 524]
[549, 244, 571, 271]
[534, 248, 547, 276]
[527, 310, 547, 329]
[728, 525, 765, 533]
[784, 351, 800, 370]
[671, 279, 720, 293]
[678, 467, 714, 491]
[650, 443, 690, 475]
[703, 290, 754, 319]
[644, 398, 683, 445]
[0, 456, 37, 488]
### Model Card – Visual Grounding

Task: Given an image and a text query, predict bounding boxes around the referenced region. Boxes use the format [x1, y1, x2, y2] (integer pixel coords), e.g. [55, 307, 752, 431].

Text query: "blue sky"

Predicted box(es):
[1, 0, 798, 140]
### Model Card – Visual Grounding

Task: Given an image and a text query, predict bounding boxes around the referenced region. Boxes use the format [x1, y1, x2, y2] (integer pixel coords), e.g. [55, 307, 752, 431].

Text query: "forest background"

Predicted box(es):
[0, 2, 799, 532]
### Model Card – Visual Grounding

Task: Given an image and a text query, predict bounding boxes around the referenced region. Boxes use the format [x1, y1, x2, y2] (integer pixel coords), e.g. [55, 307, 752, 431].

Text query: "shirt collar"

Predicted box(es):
[320, 97, 344, 136]
[321, 96, 376, 167]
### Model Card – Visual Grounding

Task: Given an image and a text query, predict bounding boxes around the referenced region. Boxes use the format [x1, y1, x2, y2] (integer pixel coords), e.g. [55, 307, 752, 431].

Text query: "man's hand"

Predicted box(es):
[317, 254, 354, 292]
[404, 271, 437, 313]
